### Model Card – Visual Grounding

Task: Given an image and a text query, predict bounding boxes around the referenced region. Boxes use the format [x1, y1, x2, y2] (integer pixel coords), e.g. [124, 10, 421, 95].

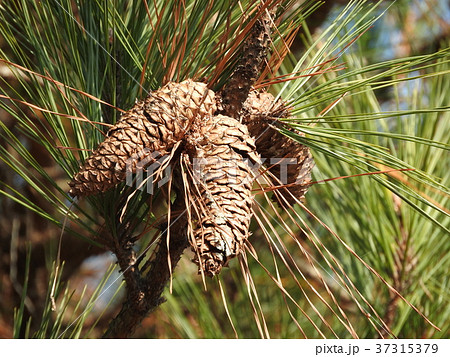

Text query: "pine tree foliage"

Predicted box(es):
[0, 0, 448, 338]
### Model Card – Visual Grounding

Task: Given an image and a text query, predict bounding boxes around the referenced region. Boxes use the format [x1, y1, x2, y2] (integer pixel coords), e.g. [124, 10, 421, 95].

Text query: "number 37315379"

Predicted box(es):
[375, 343, 438, 354]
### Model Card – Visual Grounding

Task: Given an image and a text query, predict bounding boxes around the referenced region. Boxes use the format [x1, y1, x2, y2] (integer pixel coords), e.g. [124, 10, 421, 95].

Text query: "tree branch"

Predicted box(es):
[218, 1, 278, 118]
[102, 198, 188, 339]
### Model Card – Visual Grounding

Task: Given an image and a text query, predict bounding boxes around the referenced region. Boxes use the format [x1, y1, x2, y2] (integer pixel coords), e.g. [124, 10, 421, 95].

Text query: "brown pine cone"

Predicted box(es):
[242, 91, 314, 205]
[187, 115, 260, 277]
[69, 80, 216, 197]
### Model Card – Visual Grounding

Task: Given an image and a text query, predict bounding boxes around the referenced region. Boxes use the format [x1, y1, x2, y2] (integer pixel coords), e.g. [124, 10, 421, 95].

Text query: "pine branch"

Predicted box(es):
[103, 196, 188, 339]
[218, 1, 278, 118]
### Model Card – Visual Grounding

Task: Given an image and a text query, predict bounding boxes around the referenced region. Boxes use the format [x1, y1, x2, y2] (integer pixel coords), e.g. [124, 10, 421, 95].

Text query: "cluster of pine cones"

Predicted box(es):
[68, 79, 313, 277]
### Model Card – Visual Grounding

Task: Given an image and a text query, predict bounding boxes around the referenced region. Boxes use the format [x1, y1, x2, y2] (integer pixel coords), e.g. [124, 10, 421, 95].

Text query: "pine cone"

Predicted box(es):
[187, 115, 260, 276]
[69, 80, 216, 197]
[242, 91, 314, 205]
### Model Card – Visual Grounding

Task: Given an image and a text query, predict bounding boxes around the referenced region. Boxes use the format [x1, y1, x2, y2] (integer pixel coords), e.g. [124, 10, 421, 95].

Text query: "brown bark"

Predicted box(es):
[218, 1, 277, 118]
[102, 196, 188, 338]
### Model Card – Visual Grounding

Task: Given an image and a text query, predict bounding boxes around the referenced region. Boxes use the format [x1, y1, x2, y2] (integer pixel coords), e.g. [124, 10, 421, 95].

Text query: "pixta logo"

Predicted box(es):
[125, 149, 171, 194]
[125, 150, 322, 193]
